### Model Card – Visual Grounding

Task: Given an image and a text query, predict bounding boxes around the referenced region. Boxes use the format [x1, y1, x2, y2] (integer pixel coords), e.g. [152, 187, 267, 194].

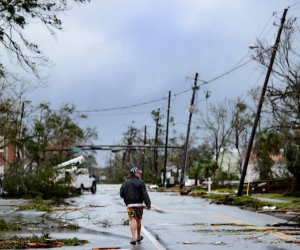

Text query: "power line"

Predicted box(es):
[73, 89, 192, 113]
[288, 1, 300, 8]
[260, 25, 276, 40]
[86, 111, 156, 116]
[258, 13, 276, 39]
[227, 52, 251, 71]
[205, 56, 258, 84]
[240, 68, 266, 104]
[173, 89, 191, 97]
[225, 70, 257, 99]
[76, 97, 167, 113]
[209, 58, 254, 84]
[203, 13, 276, 87]
[289, 6, 300, 11]
[205, 47, 273, 85]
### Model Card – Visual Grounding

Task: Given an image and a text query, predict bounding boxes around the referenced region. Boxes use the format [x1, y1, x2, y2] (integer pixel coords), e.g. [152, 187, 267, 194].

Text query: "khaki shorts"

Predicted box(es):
[127, 206, 144, 220]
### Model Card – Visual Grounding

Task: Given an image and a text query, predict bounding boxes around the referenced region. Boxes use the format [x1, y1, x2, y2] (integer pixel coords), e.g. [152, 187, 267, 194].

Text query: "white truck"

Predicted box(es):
[55, 156, 97, 194]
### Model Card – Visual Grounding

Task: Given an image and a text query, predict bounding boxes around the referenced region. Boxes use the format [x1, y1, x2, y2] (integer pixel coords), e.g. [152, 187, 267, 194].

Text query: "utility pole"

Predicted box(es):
[153, 108, 160, 184]
[17, 101, 31, 159]
[163, 91, 171, 186]
[17, 102, 25, 159]
[180, 73, 199, 188]
[142, 125, 147, 180]
[237, 8, 288, 196]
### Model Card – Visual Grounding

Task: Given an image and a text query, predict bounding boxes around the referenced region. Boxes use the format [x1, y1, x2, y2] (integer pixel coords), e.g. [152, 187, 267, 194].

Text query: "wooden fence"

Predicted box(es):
[244, 179, 292, 193]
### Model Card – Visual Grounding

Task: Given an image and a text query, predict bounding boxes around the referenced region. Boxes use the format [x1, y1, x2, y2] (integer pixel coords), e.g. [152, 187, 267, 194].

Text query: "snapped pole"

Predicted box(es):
[237, 8, 288, 196]
[163, 91, 171, 186]
[180, 73, 199, 188]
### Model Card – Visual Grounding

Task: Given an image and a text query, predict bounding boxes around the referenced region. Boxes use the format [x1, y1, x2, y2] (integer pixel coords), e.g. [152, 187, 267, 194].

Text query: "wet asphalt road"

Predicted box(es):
[1, 184, 300, 250]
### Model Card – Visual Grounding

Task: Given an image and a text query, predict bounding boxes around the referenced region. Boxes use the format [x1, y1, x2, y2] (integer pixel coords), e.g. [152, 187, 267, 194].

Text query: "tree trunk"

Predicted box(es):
[291, 174, 300, 192]
[204, 168, 208, 179]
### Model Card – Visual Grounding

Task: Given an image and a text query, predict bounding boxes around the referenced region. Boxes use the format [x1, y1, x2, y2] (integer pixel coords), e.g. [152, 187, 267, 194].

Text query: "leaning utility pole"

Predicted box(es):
[163, 91, 171, 186]
[237, 8, 288, 196]
[153, 108, 160, 184]
[142, 125, 147, 180]
[180, 73, 199, 188]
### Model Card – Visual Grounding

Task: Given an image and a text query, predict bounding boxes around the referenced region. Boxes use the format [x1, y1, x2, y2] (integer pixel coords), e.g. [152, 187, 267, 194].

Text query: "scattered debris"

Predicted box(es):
[266, 222, 300, 227]
[92, 247, 121, 250]
[262, 206, 276, 210]
[25, 239, 63, 248]
[122, 219, 129, 226]
[209, 195, 233, 205]
[287, 212, 300, 215]
[285, 240, 300, 244]
[263, 227, 300, 231]
[193, 228, 258, 233]
[180, 187, 192, 196]
[285, 232, 300, 235]
[59, 223, 80, 230]
[266, 223, 300, 228]
[88, 204, 108, 208]
[267, 222, 281, 227]
[183, 241, 203, 244]
[50, 207, 81, 211]
[257, 209, 285, 213]
[211, 223, 246, 226]
[188, 191, 205, 196]
[0, 237, 88, 249]
[214, 241, 225, 245]
[94, 218, 114, 227]
[183, 241, 226, 245]
[242, 232, 269, 240]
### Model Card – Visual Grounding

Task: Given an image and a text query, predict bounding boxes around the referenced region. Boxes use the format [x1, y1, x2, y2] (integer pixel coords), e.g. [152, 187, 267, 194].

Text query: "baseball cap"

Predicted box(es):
[130, 167, 142, 174]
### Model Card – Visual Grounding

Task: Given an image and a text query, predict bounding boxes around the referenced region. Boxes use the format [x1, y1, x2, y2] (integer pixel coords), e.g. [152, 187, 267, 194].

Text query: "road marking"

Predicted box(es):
[142, 225, 166, 250]
[151, 205, 161, 210]
[158, 209, 206, 214]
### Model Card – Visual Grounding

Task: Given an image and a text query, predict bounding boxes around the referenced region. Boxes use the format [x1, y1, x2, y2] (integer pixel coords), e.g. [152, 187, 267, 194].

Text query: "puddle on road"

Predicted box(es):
[3, 226, 129, 243]
[5, 210, 47, 221]
[77, 227, 128, 239]
[2, 210, 129, 242]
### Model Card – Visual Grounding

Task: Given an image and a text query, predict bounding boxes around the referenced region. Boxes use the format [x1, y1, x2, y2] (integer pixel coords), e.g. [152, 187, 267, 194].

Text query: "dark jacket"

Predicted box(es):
[120, 176, 151, 207]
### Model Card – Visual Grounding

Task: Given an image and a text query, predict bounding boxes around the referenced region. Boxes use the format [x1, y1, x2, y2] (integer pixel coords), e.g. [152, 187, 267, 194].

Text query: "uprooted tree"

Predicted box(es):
[1, 96, 98, 199]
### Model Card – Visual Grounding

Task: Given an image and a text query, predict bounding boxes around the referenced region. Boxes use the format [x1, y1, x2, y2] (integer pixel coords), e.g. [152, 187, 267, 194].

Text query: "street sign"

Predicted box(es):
[72, 147, 82, 152]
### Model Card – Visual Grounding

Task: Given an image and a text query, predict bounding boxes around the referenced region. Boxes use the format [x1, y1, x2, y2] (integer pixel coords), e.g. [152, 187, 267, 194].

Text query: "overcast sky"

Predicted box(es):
[14, 0, 299, 166]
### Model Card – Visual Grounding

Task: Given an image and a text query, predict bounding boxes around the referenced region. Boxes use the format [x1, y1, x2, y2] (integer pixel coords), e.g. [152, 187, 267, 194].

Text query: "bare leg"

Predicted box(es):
[130, 218, 137, 241]
[136, 219, 142, 240]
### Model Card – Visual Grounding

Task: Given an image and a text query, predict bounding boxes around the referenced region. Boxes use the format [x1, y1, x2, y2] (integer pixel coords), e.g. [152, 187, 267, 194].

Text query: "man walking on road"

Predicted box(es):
[120, 167, 151, 245]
